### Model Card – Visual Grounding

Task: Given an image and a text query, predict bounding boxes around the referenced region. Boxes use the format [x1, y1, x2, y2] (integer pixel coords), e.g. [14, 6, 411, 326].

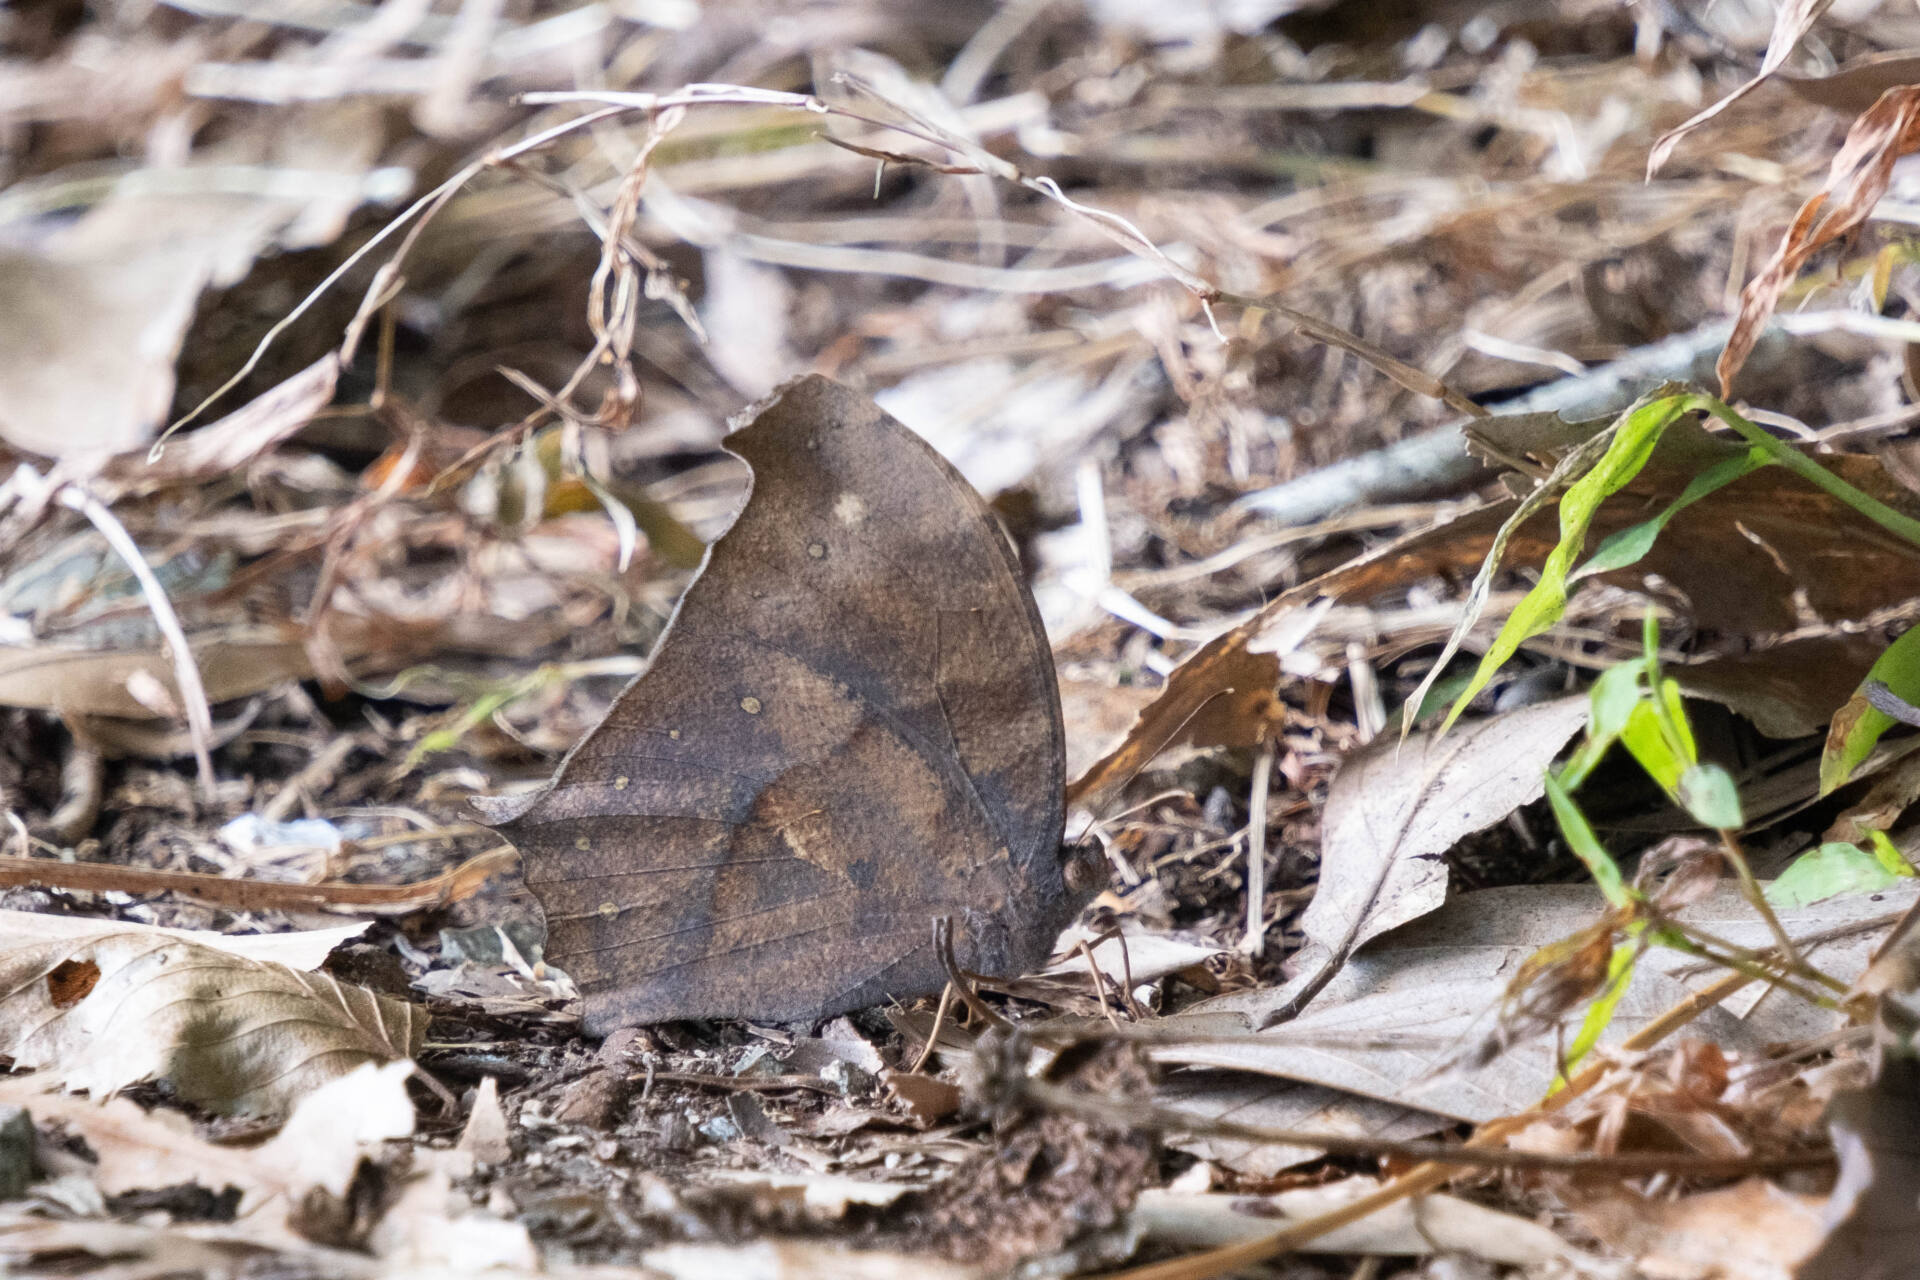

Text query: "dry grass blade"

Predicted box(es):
[1647, 0, 1836, 177]
[1719, 86, 1920, 394]
[0, 930, 425, 1116]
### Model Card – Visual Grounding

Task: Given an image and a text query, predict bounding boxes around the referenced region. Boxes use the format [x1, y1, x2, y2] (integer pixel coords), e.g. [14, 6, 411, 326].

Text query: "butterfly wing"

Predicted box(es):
[490, 376, 1073, 1030]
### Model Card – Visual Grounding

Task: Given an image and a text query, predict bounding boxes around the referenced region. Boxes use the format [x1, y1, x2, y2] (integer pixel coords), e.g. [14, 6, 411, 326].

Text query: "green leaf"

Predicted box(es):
[1444, 395, 1687, 730]
[1869, 829, 1916, 878]
[1822, 625, 1920, 794]
[1574, 447, 1772, 579]
[1562, 939, 1638, 1075]
[1769, 841, 1911, 908]
[1619, 699, 1687, 794]
[1557, 659, 1650, 792]
[1544, 773, 1632, 908]
[1676, 763, 1743, 830]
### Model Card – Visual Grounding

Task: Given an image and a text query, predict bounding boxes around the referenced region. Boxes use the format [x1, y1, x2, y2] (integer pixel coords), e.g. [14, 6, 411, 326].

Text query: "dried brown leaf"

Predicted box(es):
[1150, 882, 1919, 1123]
[1786, 48, 1920, 115]
[1720, 86, 1920, 395]
[0, 930, 424, 1116]
[1578, 1178, 1826, 1280]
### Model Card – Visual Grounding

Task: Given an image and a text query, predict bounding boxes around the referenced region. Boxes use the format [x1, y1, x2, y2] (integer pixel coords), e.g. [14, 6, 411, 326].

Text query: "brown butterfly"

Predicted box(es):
[478, 376, 1102, 1031]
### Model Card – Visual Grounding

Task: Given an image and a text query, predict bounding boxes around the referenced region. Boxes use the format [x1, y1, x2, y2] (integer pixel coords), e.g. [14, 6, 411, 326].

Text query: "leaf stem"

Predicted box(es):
[1683, 393, 1920, 549]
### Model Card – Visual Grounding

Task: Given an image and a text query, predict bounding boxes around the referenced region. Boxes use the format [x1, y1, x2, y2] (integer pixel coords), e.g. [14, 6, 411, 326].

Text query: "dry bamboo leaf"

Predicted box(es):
[0, 638, 319, 718]
[1720, 86, 1920, 394]
[0, 930, 425, 1116]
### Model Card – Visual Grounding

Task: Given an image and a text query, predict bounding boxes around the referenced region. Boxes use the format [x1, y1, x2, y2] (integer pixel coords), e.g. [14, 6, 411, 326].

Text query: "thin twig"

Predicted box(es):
[53, 483, 217, 797]
[1018, 1077, 1827, 1176]
[1241, 741, 1277, 957]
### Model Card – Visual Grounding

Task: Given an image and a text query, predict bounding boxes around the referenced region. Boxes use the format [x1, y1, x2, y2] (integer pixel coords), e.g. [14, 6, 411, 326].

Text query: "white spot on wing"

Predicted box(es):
[833, 493, 868, 528]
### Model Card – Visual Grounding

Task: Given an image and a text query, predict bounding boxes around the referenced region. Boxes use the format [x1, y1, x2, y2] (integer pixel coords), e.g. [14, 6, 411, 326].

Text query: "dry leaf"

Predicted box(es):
[1577, 1178, 1826, 1280]
[645, 1239, 985, 1279]
[1132, 1182, 1573, 1264]
[456, 1076, 512, 1166]
[0, 105, 384, 460]
[0, 1059, 413, 1217]
[0, 929, 424, 1116]
[1149, 882, 1919, 1123]
[1291, 697, 1590, 992]
[0, 910, 368, 970]
[1647, 0, 1836, 178]
[1719, 86, 1920, 394]
[1786, 47, 1920, 114]
[1153, 1072, 1443, 1178]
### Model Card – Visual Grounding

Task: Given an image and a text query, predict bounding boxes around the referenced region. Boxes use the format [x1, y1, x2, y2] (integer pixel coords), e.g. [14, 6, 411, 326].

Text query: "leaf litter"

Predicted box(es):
[7, 1, 1920, 1278]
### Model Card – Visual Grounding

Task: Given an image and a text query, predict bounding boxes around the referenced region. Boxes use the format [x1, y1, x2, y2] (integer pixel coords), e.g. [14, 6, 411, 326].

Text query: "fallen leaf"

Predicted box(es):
[1074, 406, 1920, 806]
[482, 376, 1098, 1030]
[882, 1069, 963, 1125]
[1066, 500, 1522, 808]
[1131, 1182, 1573, 1265]
[1153, 1072, 1444, 1178]
[645, 1239, 985, 1280]
[1719, 85, 1920, 394]
[0, 104, 387, 460]
[103, 354, 340, 493]
[1577, 1178, 1826, 1280]
[1292, 696, 1590, 993]
[0, 910, 369, 970]
[0, 1059, 413, 1218]
[0, 638, 321, 719]
[1786, 47, 1920, 114]
[1040, 924, 1226, 987]
[0, 929, 425, 1115]
[254, 1061, 417, 1202]
[1149, 882, 1919, 1122]
[364, 1157, 540, 1272]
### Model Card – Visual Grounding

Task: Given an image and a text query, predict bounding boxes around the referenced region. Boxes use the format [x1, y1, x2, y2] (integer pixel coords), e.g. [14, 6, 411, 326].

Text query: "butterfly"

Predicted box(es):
[478, 376, 1102, 1030]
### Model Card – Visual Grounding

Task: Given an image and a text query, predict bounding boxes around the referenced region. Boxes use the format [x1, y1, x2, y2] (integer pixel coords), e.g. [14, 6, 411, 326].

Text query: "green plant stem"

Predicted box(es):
[1655, 925, 1842, 1008]
[1684, 394, 1920, 550]
[1716, 828, 1811, 976]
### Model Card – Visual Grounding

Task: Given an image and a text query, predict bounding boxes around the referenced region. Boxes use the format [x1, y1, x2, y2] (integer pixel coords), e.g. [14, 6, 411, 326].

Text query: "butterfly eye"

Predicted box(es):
[1062, 843, 1106, 895]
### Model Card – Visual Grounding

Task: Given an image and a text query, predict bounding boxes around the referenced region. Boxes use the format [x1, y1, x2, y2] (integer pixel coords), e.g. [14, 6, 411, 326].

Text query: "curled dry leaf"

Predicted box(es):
[0, 929, 425, 1116]
[1646, 0, 1835, 179]
[1719, 86, 1920, 395]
